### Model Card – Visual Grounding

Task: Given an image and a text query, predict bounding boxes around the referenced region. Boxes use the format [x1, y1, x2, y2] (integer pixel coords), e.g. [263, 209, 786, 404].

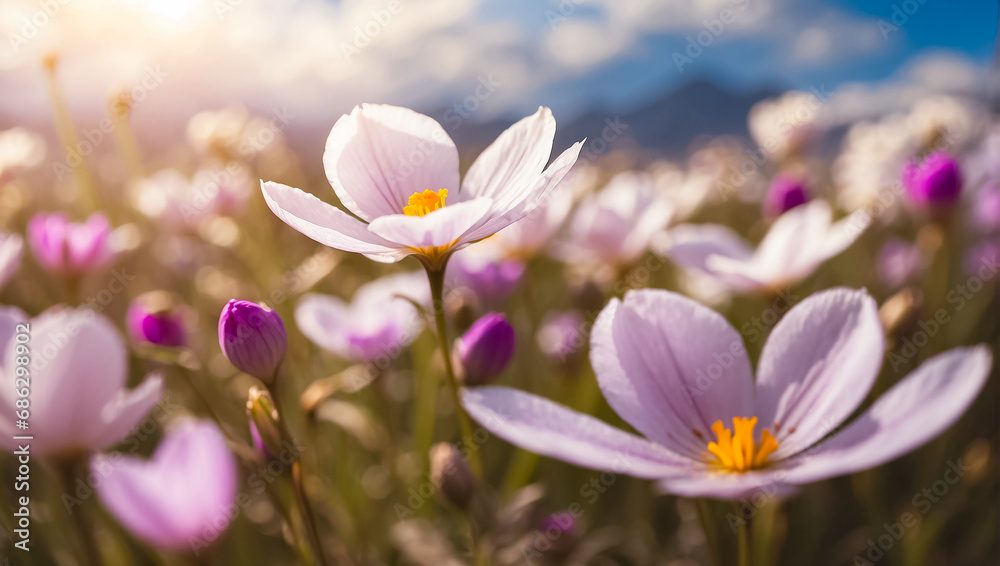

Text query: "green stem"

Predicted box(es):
[735, 502, 751, 566]
[59, 461, 105, 566]
[424, 261, 484, 479]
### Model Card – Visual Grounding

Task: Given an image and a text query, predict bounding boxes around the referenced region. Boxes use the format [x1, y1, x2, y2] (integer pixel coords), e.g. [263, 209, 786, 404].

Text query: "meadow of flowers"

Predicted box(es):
[0, 50, 998, 566]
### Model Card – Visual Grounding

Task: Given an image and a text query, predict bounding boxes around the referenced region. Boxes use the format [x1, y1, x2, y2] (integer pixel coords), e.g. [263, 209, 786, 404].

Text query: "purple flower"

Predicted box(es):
[763, 174, 810, 217]
[963, 241, 1000, 275]
[877, 239, 923, 289]
[218, 300, 288, 382]
[127, 292, 187, 348]
[295, 271, 429, 364]
[668, 201, 870, 293]
[972, 185, 1000, 233]
[92, 420, 238, 552]
[27, 212, 113, 275]
[902, 151, 963, 208]
[450, 244, 525, 308]
[0, 308, 162, 457]
[462, 288, 991, 500]
[457, 313, 515, 385]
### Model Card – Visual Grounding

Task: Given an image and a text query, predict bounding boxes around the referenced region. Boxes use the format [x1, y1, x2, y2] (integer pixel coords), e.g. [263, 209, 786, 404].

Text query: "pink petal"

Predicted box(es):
[667, 224, 754, 274]
[659, 467, 801, 500]
[462, 386, 694, 478]
[295, 293, 353, 359]
[261, 181, 408, 263]
[754, 288, 884, 459]
[324, 104, 459, 222]
[367, 197, 493, 248]
[89, 375, 165, 451]
[785, 346, 992, 484]
[0, 232, 23, 289]
[592, 290, 754, 459]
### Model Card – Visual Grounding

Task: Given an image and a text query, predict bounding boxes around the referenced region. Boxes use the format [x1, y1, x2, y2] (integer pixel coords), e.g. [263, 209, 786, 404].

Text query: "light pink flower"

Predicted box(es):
[667, 200, 870, 293]
[295, 271, 430, 363]
[92, 420, 238, 551]
[27, 213, 114, 276]
[261, 104, 582, 267]
[463, 288, 991, 500]
[0, 308, 162, 458]
[0, 231, 23, 290]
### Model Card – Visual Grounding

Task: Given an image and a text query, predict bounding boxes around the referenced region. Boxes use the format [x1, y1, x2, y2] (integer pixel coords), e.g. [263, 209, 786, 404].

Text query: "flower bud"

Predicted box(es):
[456, 313, 515, 385]
[219, 299, 287, 382]
[902, 151, 963, 208]
[429, 442, 475, 509]
[246, 386, 285, 460]
[27, 212, 114, 276]
[127, 291, 187, 348]
[763, 174, 810, 217]
[537, 512, 582, 559]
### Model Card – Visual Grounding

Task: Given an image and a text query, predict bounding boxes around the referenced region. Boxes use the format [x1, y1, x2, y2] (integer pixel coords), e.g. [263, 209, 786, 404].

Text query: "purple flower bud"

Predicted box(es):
[456, 313, 515, 385]
[27, 212, 114, 275]
[429, 442, 475, 509]
[127, 291, 187, 348]
[218, 300, 287, 382]
[763, 174, 810, 217]
[538, 512, 581, 557]
[902, 151, 963, 207]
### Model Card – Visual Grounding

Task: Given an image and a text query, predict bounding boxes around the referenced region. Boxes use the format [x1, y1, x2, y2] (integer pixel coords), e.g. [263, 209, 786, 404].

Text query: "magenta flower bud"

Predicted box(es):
[127, 291, 187, 348]
[538, 512, 582, 558]
[763, 174, 810, 217]
[218, 300, 287, 382]
[902, 151, 963, 208]
[27, 212, 114, 275]
[456, 313, 515, 385]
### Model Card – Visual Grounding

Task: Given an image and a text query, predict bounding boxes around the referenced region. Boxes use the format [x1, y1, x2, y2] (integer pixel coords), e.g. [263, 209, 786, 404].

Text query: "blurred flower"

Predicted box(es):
[877, 239, 923, 289]
[130, 165, 252, 229]
[971, 185, 1000, 233]
[261, 104, 582, 269]
[667, 201, 869, 293]
[27, 212, 114, 276]
[0, 127, 45, 183]
[833, 116, 912, 214]
[963, 241, 1000, 276]
[92, 420, 238, 551]
[538, 512, 581, 558]
[536, 311, 585, 362]
[449, 241, 525, 308]
[902, 151, 963, 208]
[554, 171, 673, 269]
[763, 174, 810, 218]
[127, 291, 188, 348]
[493, 170, 577, 258]
[295, 271, 429, 364]
[187, 106, 286, 161]
[429, 442, 475, 509]
[0, 307, 162, 458]
[456, 313, 515, 385]
[218, 300, 288, 382]
[747, 91, 822, 162]
[463, 288, 992, 500]
[0, 231, 23, 290]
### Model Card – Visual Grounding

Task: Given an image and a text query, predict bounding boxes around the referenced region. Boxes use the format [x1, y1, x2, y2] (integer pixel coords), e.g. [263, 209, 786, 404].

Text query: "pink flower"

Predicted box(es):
[27, 213, 114, 276]
[92, 420, 238, 551]
[0, 308, 162, 458]
[295, 271, 429, 363]
[668, 201, 869, 293]
[462, 288, 991, 500]
[261, 104, 582, 268]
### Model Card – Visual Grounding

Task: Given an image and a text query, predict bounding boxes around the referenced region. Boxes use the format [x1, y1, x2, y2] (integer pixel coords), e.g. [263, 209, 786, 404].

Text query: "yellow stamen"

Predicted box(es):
[404, 189, 448, 217]
[705, 417, 779, 473]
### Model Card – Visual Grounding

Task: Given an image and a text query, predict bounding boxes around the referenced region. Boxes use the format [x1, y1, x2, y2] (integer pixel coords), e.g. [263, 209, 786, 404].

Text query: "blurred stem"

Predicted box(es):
[269, 380, 329, 566]
[694, 499, 722, 566]
[43, 54, 100, 213]
[735, 502, 751, 566]
[58, 460, 105, 566]
[108, 92, 145, 180]
[424, 261, 484, 479]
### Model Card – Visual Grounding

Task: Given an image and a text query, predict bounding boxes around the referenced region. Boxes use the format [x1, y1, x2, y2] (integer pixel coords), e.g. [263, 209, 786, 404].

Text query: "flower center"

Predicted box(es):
[404, 189, 448, 217]
[705, 417, 778, 472]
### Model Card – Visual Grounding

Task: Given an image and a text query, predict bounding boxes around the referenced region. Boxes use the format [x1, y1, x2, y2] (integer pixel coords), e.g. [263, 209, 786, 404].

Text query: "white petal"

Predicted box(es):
[324, 104, 459, 221]
[367, 198, 492, 248]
